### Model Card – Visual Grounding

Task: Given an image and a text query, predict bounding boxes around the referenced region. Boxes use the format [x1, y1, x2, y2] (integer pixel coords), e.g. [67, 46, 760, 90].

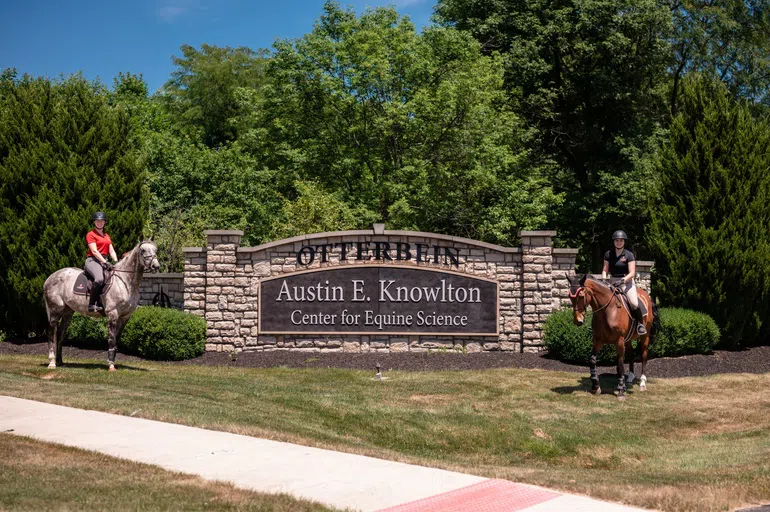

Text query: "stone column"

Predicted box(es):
[204, 230, 243, 352]
[551, 248, 578, 309]
[183, 248, 207, 317]
[519, 231, 556, 352]
[635, 260, 654, 292]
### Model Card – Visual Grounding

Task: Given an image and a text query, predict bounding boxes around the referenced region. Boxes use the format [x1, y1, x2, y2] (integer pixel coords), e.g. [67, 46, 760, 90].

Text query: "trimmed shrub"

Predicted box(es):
[65, 314, 108, 349]
[543, 309, 616, 365]
[119, 306, 206, 360]
[544, 307, 720, 364]
[650, 308, 720, 358]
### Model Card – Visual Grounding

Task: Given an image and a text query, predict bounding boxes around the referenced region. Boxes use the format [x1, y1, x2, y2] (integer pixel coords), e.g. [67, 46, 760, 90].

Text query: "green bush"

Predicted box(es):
[543, 309, 616, 365]
[65, 314, 107, 349]
[119, 306, 205, 360]
[650, 308, 720, 358]
[544, 307, 720, 364]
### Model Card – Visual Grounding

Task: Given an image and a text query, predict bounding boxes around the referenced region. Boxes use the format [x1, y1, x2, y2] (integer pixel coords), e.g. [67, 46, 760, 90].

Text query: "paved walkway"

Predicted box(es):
[0, 396, 649, 511]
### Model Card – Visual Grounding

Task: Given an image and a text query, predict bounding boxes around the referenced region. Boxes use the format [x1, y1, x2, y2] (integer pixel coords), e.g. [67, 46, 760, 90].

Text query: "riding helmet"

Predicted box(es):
[612, 230, 627, 240]
[92, 212, 107, 222]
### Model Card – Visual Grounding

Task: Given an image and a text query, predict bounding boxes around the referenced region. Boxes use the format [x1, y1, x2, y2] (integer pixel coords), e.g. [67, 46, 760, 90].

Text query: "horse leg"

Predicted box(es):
[589, 341, 601, 395]
[626, 340, 635, 386]
[56, 310, 74, 367]
[616, 338, 627, 400]
[107, 311, 119, 371]
[47, 315, 59, 369]
[115, 316, 129, 348]
[639, 336, 649, 391]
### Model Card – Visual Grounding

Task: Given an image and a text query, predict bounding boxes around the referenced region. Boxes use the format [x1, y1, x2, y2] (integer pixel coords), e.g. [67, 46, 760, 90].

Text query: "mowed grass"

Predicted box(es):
[1, 354, 769, 512]
[0, 433, 336, 511]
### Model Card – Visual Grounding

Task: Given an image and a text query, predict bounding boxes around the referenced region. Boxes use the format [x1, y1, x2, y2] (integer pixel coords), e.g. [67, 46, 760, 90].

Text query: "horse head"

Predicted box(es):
[566, 273, 591, 326]
[138, 240, 160, 273]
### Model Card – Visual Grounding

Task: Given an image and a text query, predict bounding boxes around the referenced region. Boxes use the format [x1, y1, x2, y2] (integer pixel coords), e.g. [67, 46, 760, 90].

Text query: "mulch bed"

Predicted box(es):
[2, 339, 769, 378]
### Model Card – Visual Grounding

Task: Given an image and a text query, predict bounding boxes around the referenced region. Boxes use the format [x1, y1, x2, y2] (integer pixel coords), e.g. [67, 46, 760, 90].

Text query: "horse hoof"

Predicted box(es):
[617, 395, 626, 402]
[108, 366, 116, 372]
[639, 384, 647, 392]
[48, 363, 56, 369]
[590, 387, 601, 395]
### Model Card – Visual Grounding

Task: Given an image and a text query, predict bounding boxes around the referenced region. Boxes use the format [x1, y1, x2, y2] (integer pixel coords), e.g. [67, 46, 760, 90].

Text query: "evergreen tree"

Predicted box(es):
[647, 74, 770, 346]
[0, 72, 147, 335]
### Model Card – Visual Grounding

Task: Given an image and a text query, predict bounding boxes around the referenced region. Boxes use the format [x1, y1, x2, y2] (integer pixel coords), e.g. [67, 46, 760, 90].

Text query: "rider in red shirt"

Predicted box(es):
[85, 212, 119, 312]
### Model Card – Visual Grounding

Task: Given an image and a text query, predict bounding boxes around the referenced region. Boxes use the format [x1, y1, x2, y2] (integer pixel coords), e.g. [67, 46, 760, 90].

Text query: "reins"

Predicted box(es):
[569, 282, 617, 316]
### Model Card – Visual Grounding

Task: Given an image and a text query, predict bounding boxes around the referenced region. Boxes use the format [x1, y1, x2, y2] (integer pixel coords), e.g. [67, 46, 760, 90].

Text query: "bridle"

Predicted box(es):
[569, 281, 616, 315]
[112, 242, 159, 275]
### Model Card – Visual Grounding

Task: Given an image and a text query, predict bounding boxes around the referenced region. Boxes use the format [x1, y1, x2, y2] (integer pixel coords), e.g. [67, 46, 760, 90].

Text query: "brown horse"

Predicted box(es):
[566, 274, 658, 399]
[42, 240, 160, 370]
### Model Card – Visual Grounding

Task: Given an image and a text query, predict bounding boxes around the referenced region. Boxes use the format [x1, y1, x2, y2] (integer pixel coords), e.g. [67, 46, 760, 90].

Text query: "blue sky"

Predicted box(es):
[0, 0, 434, 93]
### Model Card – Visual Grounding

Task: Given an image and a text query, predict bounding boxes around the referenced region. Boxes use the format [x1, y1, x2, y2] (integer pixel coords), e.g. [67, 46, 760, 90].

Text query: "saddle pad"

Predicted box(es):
[72, 271, 114, 296]
[73, 273, 90, 296]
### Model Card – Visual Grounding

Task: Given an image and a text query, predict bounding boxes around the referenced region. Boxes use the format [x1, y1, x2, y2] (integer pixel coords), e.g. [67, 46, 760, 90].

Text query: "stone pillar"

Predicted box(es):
[551, 248, 578, 309]
[519, 231, 556, 352]
[635, 260, 654, 292]
[183, 248, 207, 317]
[204, 230, 243, 352]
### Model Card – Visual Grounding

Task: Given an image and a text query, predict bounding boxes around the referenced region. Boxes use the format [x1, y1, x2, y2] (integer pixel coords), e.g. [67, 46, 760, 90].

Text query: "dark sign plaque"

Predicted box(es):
[259, 266, 498, 335]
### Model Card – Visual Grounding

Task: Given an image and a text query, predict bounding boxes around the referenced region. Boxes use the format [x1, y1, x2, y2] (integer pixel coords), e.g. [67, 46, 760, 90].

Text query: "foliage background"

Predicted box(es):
[2, 0, 770, 344]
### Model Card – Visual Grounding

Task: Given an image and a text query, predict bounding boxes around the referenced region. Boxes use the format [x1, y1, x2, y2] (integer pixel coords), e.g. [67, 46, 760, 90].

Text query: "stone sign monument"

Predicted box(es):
[136, 225, 653, 353]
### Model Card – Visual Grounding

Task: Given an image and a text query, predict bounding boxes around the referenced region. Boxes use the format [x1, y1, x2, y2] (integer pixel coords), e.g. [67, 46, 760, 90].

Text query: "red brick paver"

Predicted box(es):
[378, 479, 560, 512]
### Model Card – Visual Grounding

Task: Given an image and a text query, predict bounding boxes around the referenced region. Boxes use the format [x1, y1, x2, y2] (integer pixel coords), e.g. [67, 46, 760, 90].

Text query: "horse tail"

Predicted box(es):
[650, 299, 662, 346]
[43, 276, 52, 323]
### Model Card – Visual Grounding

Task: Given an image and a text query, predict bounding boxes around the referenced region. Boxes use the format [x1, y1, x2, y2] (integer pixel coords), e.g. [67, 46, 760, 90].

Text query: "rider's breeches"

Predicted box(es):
[84, 257, 105, 286]
[623, 279, 639, 310]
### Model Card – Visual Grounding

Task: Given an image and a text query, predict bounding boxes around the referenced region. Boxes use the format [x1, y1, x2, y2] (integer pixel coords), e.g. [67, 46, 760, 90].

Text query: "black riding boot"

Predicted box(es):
[88, 284, 103, 313]
[632, 307, 647, 335]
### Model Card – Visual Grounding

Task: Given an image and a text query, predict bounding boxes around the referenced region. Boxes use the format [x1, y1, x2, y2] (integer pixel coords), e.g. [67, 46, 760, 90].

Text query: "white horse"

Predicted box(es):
[43, 240, 160, 370]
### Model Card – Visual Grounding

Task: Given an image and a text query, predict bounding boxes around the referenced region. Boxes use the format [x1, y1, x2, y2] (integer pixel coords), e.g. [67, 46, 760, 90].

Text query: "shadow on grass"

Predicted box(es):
[37, 362, 149, 372]
[551, 373, 638, 396]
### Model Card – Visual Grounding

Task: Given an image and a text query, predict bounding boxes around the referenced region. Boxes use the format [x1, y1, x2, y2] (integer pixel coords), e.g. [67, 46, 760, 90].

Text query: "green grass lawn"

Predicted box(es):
[1, 353, 769, 511]
[0, 433, 336, 511]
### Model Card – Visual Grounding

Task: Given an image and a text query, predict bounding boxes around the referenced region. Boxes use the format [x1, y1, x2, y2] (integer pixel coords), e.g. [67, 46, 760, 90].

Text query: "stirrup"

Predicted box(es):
[88, 304, 104, 313]
[636, 323, 647, 335]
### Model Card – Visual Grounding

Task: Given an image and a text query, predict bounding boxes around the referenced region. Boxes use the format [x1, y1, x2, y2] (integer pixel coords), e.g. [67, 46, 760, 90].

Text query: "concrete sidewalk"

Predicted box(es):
[0, 396, 649, 511]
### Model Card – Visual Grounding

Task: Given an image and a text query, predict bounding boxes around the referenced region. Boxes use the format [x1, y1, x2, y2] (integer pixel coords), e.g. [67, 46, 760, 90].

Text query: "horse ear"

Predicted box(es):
[580, 273, 588, 285]
[566, 274, 574, 285]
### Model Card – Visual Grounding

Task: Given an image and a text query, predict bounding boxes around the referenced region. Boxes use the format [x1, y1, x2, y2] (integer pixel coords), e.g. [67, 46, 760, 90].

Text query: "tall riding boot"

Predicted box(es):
[88, 284, 104, 313]
[632, 307, 647, 335]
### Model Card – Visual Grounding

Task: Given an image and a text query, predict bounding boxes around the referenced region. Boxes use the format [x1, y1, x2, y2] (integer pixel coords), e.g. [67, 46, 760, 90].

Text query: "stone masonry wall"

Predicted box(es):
[181, 228, 653, 354]
[138, 273, 184, 309]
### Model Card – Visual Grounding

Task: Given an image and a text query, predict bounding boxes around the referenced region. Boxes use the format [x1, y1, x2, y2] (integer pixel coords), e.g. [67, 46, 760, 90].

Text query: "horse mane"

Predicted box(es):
[115, 240, 156, 270]
[582, 275, 613, 292]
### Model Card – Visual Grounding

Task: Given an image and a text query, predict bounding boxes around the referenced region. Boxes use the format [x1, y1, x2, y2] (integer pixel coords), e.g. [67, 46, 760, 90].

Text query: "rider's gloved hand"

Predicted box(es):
[101, 261, 113, 271]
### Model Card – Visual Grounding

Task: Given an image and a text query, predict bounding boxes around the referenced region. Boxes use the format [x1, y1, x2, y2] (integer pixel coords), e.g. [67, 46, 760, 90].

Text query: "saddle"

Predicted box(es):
[72, 269, 114, 296]
[611, 282, 649, 341]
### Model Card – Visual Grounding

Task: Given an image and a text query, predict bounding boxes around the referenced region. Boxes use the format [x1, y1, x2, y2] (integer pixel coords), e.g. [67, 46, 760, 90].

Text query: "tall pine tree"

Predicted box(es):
[647, 74, 770, 346]
[0, 72, 147, 335]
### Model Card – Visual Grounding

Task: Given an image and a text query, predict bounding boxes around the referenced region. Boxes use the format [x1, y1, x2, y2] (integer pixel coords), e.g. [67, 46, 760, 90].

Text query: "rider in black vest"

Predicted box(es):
[602, 230, 647, 335]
